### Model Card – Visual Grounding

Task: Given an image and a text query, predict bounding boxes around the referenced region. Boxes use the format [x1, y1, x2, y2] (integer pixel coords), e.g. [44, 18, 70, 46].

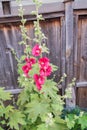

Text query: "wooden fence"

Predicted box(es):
[0, 0, 87, 109]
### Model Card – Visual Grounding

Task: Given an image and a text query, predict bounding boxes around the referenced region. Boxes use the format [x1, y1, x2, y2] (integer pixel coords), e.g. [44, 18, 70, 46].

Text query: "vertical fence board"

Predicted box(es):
[64, 1, 76, 108]
[77, 87, 87, 108]
[61, 16, 66, 95]
[76, 17, 87, 108]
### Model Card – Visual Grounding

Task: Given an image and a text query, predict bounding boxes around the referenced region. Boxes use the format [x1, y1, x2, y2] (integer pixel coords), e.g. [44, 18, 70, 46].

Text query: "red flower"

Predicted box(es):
[34, 74, 45, 91]
[39, 57, 50, 68]
[25, 57, 36, 65]
[22, 63, 32, 77]
[32, 44, 41, 56]
[40, 65, 52, 77]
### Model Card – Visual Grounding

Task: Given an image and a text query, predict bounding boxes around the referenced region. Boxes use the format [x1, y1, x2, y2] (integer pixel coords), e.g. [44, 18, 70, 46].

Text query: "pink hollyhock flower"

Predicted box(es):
[40, 65, 52, 77]
[25, 57, 36, 65]
[39, 57, 50, 68]
[34, 74, 45, 91]
[32, 44, 41, 56]
[29, 58, 36, 64]
[22, 63, 32, 77]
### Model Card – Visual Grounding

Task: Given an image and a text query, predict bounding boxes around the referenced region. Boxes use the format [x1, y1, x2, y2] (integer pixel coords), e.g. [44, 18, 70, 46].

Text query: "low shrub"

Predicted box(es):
[61, 107, 87, 130]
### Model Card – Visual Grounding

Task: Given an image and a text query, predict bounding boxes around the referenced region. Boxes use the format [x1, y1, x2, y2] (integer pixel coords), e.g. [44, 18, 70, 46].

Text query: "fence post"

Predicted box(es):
[0, 2, 3, 16]
[64, 0, 76, 109]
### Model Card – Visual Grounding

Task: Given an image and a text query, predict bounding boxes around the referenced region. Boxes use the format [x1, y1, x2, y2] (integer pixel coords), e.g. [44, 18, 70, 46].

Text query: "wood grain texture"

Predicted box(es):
[40, 19, 61, 83]
[65, 1, 76, 108]
[73, 15, 78, 79]
[61, 16, 66, 95]
[77, 87, 87, 108]
[0, 2, 3, 16]
[0, 1, 64, 17]
[76, 17, 87, 108]
[0, 24, 23, 89]
[76, 18, 87, 82]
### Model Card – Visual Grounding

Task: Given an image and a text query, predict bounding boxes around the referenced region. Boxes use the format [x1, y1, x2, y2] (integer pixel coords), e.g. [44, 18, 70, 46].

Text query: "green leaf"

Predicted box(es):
[42, 79, 58, 99]
[51, 102, 63, 113]
[48, 122, 68, 130]
[0, 105, 6, 117]
[8, 110, 25, 130]
[65, 87, 72, 99]
[0, 126, 4, 130]
[0, 88, 12, 101]
[4, 105, 14, 119]
[51, 64, 58, 71]
[25, 100, 49, 123]
[78, 114, 87, 130]
[37, 124, 48, 130]
[20, 55, 26, 61]
[31, 11, 37, 15]
[29, 63, 39, 77]
[42, 44, 49, 54]
[65, 114, 75, 129]
[55, 117, 66, 124]
[17, 90, 30, 106]
[25, 46, 32, 54]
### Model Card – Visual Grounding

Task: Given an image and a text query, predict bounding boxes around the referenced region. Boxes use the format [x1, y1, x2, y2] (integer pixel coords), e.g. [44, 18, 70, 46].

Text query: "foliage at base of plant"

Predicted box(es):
[61, 107, 87, 130]
[0, 88, 25, 130]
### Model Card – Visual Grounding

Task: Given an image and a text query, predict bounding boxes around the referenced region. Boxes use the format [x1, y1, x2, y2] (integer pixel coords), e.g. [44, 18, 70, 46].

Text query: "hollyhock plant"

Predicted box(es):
[0, 0, 76, 130]
[32, 44, 41, 56]
[16, 0, 74, 130]
[34, 74, 45, 90]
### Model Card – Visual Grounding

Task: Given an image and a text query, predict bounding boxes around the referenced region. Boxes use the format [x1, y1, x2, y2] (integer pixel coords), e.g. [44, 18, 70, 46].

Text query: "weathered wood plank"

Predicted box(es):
[0, 24, 24, 89]
[76, 17, 87, 108]
[0, 1, 64, 17]
[5, 88, 22, 94]
[76, 82, 87, 88]
[73, 0, 87, 10]
[80, 19, 87, 81]
[61, 16, 66, 95]
[77, 87, 87, 108]
[65, 0, 76, 108]
[40, 19, 61, 83]
[74, 10, 87, 16]
[1, 0, 87, 20]
[76, 18, 87, 82]
[0, 2, 3, 16]
[76, 18, 81, 81]
[0, 12, 64, 24]
[0, 29, 8, 88]
[3, 26, 18, 89]
[73, 15, 78, 79]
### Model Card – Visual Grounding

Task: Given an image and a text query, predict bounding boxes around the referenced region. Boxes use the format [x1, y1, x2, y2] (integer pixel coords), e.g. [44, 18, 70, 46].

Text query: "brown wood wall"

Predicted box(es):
[76, 17, 87, 108]
[0, 2, 87, 108]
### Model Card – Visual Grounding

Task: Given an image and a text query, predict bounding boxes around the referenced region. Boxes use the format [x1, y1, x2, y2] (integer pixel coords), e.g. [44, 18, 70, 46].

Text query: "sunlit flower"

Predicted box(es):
[25, 57, 36, 65]
[40, 65, 52, 77]
[39, 57, 49, 68]
[22, 63, 32, 77]
[32, 44, 41, 56]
